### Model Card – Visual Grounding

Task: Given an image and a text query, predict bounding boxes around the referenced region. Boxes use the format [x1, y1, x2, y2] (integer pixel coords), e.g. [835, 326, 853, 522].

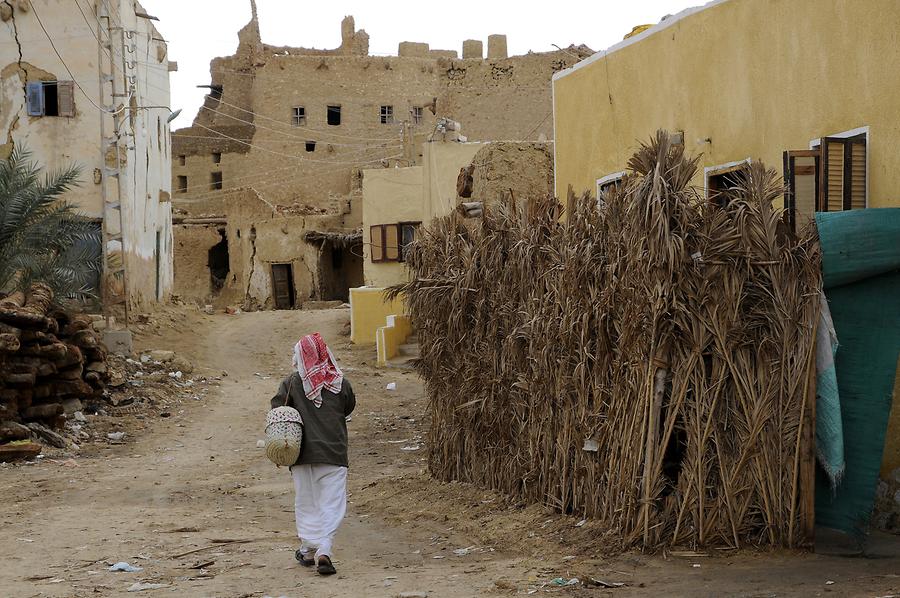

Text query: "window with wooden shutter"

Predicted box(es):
[783, 150, 819, 231]
[57, 81, 75, 117]
[821, 135, 866, 212]
[26, 82, 44, 116]
[383, 224, 400, 260]
[370, 225, 385, 262]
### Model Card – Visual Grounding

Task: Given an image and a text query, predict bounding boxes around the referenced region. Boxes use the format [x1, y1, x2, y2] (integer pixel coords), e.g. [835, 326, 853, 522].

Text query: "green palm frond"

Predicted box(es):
[0, 145, 99, 301]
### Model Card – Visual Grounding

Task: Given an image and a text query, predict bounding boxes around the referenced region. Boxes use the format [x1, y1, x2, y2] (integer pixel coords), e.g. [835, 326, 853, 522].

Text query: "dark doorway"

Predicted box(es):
[315, 240, 363, 302]
[271, 263, 296, 309]
[208, 228, 229, 293]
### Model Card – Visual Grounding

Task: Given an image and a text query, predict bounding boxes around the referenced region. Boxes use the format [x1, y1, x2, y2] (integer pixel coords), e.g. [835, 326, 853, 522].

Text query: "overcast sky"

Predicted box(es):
[141, 0, 701, 130]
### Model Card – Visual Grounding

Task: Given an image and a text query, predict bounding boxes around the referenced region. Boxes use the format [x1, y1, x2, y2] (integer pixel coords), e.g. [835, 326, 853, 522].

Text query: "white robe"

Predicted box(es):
[291, 464, 348, 559]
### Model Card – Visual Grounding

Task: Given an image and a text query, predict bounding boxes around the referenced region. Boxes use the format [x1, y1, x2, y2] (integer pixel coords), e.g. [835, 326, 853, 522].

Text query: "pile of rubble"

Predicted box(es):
[274, 202, 328, 216]
[0, 284, 110, 459]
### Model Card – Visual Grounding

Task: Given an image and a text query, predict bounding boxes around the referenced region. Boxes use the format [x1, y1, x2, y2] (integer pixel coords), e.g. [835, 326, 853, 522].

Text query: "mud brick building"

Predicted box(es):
[171, 1, 590, 308]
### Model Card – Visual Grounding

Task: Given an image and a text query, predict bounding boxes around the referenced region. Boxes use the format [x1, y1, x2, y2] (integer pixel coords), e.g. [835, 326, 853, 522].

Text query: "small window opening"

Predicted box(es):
[212, 152, 221, 164]
[707, 165, 749, 208]
[43, 83, 59, 116]
[412, 106, 423, 125]
[177, 175, 187, 193]
[327, 105, 341, 126]
[178, 155, 186, 166]
[209, 85, 223, 100]
[293, 106, 305, 126]
[210, 172, 223, 190]
[305, 141, 316, 152]
[380, 105, 394, 124]
[596, 171, 625, 205]
[399, 222, 418, 262]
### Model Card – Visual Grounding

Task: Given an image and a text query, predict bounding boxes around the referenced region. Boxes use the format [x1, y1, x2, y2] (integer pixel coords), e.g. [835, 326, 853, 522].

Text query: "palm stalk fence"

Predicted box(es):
[392, 132, 822, 550]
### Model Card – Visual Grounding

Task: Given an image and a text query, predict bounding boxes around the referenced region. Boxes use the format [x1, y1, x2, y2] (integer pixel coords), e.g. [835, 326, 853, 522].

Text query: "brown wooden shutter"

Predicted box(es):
[783, 149, 820, 230]
[370, 225, 384, 262]
[383, 224, 400, 261]
[57, 81, 75, 117]
[820, 135, 866, 212]
[821, 138, 844, 212]
[848, 139, 866, 209]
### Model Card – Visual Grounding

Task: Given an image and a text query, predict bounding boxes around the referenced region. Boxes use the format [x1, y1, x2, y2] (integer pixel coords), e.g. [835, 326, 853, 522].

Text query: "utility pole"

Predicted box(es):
[96, 0, 130, 328]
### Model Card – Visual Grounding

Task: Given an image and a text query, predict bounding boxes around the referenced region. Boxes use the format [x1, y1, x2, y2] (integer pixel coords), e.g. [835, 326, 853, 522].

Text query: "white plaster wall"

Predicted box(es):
[0, 0, 174, 304]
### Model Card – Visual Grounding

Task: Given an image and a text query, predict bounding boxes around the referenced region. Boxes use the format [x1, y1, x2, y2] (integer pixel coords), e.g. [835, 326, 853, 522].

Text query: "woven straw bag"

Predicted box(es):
[265, 379, 303, 466]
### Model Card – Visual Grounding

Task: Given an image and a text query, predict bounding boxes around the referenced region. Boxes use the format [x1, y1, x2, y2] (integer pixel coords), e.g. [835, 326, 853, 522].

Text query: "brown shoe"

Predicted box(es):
[316, 555, 336, 576]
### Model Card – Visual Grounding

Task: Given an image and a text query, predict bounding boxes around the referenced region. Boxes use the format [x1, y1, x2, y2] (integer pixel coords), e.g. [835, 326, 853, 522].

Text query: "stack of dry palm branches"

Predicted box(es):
[393, 132, 821, 550]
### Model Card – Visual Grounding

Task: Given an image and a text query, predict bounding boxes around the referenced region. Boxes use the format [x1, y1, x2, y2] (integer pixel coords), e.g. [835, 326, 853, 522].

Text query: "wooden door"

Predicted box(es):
[271, 264, 295, 310]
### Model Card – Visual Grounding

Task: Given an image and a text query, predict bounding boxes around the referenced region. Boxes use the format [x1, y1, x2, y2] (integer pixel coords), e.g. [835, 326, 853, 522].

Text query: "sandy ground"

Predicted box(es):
[1, 307, 899, 598]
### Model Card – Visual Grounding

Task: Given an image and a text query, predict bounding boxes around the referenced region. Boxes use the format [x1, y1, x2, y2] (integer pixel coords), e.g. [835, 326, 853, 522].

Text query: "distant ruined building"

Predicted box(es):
[171, 0, 591, 308]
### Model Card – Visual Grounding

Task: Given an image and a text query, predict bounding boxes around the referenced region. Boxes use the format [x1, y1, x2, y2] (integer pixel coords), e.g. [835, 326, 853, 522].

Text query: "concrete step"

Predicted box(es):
[398, 342, 419, 357]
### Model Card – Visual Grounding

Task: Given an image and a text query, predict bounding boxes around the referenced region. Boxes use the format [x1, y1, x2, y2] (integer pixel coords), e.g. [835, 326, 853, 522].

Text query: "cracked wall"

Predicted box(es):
[170, 12, 591, 211]
[0, 0, 175, 307]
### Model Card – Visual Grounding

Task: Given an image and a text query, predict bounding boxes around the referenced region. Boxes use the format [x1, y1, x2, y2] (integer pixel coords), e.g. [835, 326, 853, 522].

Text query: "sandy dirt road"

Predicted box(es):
[1, 308, 899, 598]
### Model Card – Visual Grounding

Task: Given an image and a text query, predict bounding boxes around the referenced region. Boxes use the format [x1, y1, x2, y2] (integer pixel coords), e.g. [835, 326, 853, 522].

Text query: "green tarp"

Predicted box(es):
[814, 208, 900, 537]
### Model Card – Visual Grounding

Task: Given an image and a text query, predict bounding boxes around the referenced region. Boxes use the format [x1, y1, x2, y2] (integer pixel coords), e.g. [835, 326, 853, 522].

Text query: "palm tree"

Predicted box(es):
[0, 146, 102, 301]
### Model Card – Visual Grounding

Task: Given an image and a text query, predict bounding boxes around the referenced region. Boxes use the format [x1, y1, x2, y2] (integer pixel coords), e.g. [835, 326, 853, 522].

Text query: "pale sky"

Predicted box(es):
[140, 0, 701, 130]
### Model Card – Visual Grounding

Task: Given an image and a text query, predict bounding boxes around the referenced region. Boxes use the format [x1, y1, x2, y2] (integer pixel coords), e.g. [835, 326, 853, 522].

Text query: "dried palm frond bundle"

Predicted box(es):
[391, 131, 821, 551]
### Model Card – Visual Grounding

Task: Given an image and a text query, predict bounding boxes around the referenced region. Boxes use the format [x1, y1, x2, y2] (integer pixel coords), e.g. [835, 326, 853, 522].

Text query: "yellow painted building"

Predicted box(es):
[351, 140, 484, 352]
[553, 0, 900, 225]
[553, 0, 900, 482]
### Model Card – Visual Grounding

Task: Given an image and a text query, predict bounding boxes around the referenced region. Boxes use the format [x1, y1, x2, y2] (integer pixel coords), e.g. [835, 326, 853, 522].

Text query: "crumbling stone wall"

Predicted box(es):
[171, 12, 590, 211]
[468, 142, 554, 205]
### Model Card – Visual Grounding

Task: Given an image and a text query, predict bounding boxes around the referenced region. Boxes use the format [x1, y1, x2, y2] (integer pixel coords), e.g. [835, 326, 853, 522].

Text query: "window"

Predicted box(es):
[327, 105, 341, 126]
[370, 222, 419, 263]
[210, 172, 222, 190]
[596, 171, 625, 204]
[305, 141, 316, 152]
[178, 155, 186, 166]
[818, 134, 866, 212]
[212, 152, 221, 164]
[292, 106, 305, 126]
[412, 106, 423, 125]
[380, 105, 394, 124]
[705, 160, 751, 207]
[783, 129, 867, 230]
[399, 222, 419, 261]
[177, 176, 187, 193]
[26, 81, 75, 117]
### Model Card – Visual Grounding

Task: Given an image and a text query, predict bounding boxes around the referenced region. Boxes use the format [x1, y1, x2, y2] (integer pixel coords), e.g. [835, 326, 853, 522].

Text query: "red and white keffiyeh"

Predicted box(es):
[292, 333, 343, 408]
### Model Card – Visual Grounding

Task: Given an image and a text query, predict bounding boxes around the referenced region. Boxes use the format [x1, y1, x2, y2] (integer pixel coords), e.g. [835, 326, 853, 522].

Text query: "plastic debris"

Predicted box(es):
[575, 518, 587, 527]
[108, 562, 143, 573]
[589, 578, 626, 588]
[550, 577, 579, 586]
[107, 432, 126, 441]
[127, 582, 167, 592]
[582, 438, 599, 452]
[386, 382, 397, 391]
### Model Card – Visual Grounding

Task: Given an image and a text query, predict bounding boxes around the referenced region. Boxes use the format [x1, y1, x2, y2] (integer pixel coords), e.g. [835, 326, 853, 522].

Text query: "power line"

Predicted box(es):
[212, 97, 401, 142]
[191, 122, 405, 165]
[178, 153, 403, 202]
[30, 0, 122, 114]
[193, 104, 404, 148]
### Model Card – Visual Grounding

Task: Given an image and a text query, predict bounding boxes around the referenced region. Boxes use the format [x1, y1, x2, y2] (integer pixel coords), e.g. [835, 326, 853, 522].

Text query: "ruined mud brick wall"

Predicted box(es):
[226, 211, 352, 309]
[171, 13, 590, 210]
[172, 225, 226, 303]
[467, 142, 554, 205]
